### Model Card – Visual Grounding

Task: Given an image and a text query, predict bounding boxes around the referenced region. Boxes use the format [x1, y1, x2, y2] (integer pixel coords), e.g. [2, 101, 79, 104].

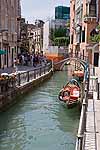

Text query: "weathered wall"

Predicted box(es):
[0, 71, 53, 111]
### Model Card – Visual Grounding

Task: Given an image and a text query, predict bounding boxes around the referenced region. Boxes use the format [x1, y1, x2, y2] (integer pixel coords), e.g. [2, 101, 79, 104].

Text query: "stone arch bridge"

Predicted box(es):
[53, 56, 88, 71]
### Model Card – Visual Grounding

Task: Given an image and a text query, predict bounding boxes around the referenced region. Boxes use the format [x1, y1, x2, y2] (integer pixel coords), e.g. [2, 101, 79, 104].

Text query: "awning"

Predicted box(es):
[0, 49, 6, 54]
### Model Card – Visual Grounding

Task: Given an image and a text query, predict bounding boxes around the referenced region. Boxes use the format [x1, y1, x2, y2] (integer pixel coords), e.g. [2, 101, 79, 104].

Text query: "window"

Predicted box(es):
[11, 0, 14, 7]
[76, 33, 80, 43]
[4, 54, 6, 65]
[86, 3, 88, 15]
[15, 47, 16, 53]
[82, 28, 85, 42]
[30, 33, 33, 36]
[11, 19, 15, 32]
[9, 46, 10, 53]
[73, 4, 75, 11]
[71, 34, 73, 44]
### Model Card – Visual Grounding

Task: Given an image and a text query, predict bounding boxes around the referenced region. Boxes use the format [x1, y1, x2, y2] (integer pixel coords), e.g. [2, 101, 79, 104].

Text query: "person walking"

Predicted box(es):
[30, 54, 33, 66]
[13, 58, 18, 73]
[21, 54, 25, 65]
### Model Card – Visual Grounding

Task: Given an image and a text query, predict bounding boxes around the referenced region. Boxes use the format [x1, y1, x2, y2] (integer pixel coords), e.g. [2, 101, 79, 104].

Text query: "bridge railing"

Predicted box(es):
[54, 53, 88, 65]
[65, 53, 88, 61]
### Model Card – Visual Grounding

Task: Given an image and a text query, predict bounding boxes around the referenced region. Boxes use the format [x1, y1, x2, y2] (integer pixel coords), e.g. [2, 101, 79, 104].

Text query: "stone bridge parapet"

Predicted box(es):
[53, 55, 88, 71]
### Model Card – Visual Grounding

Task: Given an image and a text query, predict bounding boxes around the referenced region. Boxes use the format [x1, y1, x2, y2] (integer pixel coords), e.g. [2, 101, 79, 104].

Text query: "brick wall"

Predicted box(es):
[69, 0, 100, 64]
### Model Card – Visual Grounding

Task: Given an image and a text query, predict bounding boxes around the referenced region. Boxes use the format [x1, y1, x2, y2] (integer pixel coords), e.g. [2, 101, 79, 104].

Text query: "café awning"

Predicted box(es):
[0, 49, 6, 54]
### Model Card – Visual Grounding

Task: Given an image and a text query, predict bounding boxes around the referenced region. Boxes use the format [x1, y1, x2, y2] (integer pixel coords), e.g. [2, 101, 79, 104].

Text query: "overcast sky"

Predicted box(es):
[21, 0, 70, 23]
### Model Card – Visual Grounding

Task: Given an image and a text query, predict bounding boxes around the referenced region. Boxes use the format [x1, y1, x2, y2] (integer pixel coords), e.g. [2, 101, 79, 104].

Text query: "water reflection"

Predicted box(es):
[0, 71, 80, 150]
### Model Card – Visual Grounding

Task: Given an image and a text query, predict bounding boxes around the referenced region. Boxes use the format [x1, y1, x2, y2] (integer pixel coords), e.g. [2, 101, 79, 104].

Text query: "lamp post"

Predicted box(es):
[0, 29, 8, 69]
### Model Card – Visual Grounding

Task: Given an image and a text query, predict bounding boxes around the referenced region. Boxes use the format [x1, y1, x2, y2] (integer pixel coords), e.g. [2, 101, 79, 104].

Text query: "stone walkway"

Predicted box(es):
[0, 64, 43, 74]
[84, 76, 100, 150]
[84, 99, 96, 150]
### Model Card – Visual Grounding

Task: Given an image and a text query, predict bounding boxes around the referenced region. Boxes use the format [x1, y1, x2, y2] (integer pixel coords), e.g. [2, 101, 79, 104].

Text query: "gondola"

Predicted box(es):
[72, 69, 84, 82]
[58, 79, 81, 108]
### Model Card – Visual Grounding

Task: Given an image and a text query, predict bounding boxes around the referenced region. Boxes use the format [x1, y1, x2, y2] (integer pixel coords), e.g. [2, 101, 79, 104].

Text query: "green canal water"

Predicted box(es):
[0, 71, 80, 150]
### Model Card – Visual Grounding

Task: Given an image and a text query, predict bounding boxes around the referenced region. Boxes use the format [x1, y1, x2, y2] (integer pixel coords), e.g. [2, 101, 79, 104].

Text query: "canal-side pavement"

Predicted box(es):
[84, 74, 100, 150]
[0, 64, 42, 74]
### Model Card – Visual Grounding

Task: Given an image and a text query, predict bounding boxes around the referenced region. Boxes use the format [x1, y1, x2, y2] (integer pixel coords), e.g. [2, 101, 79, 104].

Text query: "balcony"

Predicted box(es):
[12, 33, 17, 42]
[83, 15, 97, 23]
[2, 32, 8, 41]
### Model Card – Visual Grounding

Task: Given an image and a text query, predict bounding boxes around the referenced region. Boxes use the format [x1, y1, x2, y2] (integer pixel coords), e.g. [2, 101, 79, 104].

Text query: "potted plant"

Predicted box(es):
[83, 14, 89, 23]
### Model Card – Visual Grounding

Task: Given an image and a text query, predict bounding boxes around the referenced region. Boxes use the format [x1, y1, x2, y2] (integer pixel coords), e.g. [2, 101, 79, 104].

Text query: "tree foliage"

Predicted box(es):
[49, 27, 70, 46]
[90, 25, 100, 43]
[54, 37, 70, 46]
[90, 34, 100, 43]
[96, 25, 100, 31]
[54, 28, 67, 37]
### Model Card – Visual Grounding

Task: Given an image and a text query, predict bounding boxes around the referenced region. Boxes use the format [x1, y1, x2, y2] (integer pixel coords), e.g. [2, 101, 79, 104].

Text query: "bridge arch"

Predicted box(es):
[59, 58, 87, 70]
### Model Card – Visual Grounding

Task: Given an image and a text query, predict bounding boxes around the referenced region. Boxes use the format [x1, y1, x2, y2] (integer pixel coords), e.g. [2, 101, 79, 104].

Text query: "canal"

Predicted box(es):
[0, 71, 80, 150]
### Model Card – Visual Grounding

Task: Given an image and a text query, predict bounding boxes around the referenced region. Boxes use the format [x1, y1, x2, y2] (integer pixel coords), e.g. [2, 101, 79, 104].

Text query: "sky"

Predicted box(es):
[21, 0, 70, 23]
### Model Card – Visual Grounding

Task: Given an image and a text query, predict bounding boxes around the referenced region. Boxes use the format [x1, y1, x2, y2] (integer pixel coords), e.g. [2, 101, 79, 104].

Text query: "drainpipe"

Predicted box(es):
[96, 0, 98, 21]
[98, 21, 100, 67]
[87, 2, 90, 16]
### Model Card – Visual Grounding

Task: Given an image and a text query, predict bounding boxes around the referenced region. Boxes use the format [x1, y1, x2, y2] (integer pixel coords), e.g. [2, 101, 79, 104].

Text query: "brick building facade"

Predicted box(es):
[70, 0, 100, 66]
[0, 0, 21, 69]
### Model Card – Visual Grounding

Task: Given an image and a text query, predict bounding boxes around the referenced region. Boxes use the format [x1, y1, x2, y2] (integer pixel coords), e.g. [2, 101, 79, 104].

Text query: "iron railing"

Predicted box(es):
[54, 53, 88, 65]
[0, 61, 52, 93]
[16, 62, 52, 86]
[75, 63, 90, 150]
[75, 83, 88, 150]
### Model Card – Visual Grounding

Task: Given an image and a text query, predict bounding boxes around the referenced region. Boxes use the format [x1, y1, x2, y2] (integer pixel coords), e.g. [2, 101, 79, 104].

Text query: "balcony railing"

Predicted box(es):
[83, 16, 97, 23]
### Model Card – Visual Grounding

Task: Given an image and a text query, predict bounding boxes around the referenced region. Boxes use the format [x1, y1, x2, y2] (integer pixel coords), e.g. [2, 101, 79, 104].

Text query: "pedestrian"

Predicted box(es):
[27, 53, 30, 66]
[21, 54, 25, 65]
[24, 54, 28, 66]
[30, 54, 33, 66]
[13, 58, 18, 73]
[18, 54, 22, 65]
